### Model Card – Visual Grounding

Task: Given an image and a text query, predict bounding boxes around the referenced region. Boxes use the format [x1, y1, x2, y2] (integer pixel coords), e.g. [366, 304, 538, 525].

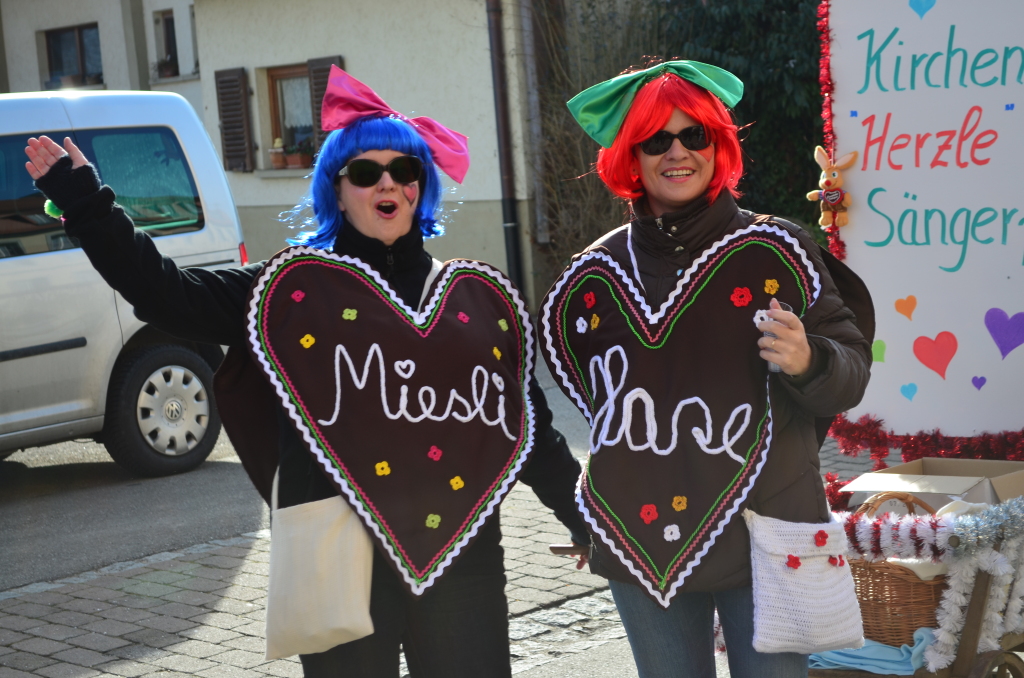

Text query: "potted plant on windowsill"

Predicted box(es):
[284, 137, 314, 169]
[154, 56, 179, 79]
[269, 138, 287, 170]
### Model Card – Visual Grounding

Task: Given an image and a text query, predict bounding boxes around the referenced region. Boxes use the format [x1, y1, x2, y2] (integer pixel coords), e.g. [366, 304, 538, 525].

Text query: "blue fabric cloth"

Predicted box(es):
[609, 581, 809, 678]
[809, 628, 935, 675]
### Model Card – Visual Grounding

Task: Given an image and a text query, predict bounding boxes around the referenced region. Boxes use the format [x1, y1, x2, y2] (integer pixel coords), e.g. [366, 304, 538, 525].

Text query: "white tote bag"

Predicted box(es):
[264, 260, 444, 660]
[743, 509, 864, 654]
[265, 476, 375, 659]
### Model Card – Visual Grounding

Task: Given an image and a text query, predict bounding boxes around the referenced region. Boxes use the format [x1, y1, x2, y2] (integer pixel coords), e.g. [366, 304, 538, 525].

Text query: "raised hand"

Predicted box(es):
[24, 136, 89, 181]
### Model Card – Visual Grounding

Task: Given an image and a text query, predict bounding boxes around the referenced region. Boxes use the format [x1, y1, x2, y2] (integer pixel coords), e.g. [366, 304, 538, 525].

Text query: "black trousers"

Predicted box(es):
[300, 531, 511, 678]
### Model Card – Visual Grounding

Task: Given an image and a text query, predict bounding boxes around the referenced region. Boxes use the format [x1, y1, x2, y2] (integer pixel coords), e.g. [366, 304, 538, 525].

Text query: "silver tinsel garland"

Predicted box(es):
[951, 496, 1024, 556]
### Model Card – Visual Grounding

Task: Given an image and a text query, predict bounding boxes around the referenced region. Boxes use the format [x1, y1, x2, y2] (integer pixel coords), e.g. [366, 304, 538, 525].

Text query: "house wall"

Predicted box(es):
[142, 0, 203, 113]
[1, 0, 147, 92]
[0, 6, 9, 93]
[193, 0, 540, 304]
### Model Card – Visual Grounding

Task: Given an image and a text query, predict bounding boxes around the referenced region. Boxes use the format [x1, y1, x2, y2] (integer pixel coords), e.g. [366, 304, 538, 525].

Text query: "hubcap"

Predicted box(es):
[136, 364, 211, 456]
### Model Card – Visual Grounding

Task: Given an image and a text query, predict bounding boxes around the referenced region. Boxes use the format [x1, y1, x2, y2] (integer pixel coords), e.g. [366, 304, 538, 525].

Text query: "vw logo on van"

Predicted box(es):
[163, 399, 185, 422]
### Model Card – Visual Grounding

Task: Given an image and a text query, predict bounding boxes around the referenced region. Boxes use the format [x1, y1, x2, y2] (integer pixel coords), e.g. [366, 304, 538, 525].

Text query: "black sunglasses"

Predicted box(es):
[639, 126, 710, 155]
[337, 155, 423, 187]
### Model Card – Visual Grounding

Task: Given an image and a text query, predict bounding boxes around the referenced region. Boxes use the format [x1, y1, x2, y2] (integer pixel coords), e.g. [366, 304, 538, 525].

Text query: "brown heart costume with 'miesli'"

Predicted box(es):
[244, 247, 536, 596]
[541, 222, 823, 607]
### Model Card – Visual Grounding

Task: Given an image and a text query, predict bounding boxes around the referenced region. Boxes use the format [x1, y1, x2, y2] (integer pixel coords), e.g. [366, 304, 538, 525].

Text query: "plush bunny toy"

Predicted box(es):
[806, 146, 858, 228]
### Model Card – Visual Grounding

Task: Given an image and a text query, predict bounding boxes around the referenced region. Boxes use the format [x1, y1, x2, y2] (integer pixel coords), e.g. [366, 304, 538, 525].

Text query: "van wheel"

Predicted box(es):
[104, 344, 221, 476]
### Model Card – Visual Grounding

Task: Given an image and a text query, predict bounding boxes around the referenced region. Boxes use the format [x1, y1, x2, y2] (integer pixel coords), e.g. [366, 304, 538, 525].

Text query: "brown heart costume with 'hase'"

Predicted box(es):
[246, 247, 535, 596]
[541, 223, 822, 607]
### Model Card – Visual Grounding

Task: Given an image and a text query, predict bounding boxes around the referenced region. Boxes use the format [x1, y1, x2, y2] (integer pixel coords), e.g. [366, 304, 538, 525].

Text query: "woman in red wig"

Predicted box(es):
[539, 61, 874, 677]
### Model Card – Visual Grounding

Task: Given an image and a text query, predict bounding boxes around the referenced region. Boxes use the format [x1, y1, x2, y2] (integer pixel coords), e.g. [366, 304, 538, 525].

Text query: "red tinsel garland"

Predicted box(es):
[824, 471, 853, 511]
[828, 412, 1024, 469]
[816, 0, 847, 261]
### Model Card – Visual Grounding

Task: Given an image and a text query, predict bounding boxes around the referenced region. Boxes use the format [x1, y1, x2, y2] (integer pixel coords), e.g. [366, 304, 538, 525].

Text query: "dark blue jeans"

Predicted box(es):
[300, 545, 510, 677]
[610, 580, 808, 678]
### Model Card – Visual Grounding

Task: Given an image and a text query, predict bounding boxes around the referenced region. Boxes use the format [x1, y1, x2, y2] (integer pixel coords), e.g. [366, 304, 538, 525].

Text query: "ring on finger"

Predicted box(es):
[771, 339, 777, 349]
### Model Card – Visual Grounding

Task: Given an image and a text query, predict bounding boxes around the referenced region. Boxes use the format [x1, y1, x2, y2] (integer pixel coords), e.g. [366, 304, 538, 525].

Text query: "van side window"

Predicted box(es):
[0, 131, 74, 259]
[76, 127, 205, 237]
[0, 127, 204, 261]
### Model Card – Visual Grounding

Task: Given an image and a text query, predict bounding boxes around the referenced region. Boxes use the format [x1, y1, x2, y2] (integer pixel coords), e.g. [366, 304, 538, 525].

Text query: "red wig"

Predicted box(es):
[596, 73, 743, 204]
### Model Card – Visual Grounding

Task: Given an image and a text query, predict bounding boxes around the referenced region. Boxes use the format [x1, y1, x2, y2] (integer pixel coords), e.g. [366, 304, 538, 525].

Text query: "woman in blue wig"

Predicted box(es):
[539, 60, 874, 678]
[25, 67, 589, 677]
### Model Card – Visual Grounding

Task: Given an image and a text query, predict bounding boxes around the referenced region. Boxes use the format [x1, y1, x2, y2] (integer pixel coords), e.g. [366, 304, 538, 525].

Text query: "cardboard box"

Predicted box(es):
[843, 458, 1024, 514]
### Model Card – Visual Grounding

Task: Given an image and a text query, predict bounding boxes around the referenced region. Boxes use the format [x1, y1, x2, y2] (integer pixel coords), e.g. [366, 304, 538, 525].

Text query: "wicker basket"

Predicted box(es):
[849, 491, 948, 648]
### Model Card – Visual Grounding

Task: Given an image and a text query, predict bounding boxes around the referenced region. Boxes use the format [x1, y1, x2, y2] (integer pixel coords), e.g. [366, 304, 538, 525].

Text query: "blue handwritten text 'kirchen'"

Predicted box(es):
[858, 25, 1024, 94]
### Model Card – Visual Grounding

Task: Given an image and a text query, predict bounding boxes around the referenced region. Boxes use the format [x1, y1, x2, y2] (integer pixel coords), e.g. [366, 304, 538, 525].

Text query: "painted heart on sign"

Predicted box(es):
[895, 295, 916, 320]
[908, 0, 936, 19]
[872, 340, 887, 363]
[972, 376, 986, 390]
[541, 223, 821, 606]
[901, 383, 918, 401]
[913, 331, 958, 379]
[985, 308, 1024, 359]
[247, 248, 535, 595]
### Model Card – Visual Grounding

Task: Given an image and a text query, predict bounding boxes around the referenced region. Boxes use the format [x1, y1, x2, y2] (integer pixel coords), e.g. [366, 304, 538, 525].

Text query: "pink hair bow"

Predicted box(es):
[320, 65, 470, 184]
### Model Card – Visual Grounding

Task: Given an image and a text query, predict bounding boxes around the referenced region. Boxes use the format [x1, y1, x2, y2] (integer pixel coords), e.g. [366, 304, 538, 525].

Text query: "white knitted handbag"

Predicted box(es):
[743, 509, 864, 654]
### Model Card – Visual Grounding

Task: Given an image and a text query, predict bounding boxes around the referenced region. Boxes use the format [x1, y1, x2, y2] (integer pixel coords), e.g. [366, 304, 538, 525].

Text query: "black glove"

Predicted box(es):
[34, 155, 102, 211]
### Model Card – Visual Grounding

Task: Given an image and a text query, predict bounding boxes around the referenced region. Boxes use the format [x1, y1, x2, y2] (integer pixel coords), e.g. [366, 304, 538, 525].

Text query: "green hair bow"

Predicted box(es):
[566, 60, 744, 148]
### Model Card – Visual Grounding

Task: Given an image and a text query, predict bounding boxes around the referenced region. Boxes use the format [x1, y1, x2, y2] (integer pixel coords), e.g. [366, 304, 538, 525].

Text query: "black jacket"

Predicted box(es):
[37, 158, 590, 575]
[580, 193, 873, 590]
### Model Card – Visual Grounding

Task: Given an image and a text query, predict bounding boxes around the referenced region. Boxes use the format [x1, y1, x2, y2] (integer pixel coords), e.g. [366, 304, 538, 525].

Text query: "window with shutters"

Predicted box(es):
[263, 56, 343, 169]
[268, 64, 313, 163]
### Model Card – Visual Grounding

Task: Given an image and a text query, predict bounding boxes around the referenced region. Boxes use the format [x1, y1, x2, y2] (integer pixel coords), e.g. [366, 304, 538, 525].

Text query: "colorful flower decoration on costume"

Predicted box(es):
[730, 287, 753, 307]
[786, 554, 801, 569]
[764, 279, 780, 295]
[291, 290, 306, 302]
[342, 308, 358, 320]
[427, 446, 443, 461]
[300, 334, 316, 348]
[664, 524, 681, 541]
[590, 314, 600, 330]
[450, 476, 464, 490]
[576, 317, 588, 334]
[672, 496, 688, 511]
[457, 312, 470, 323]
[753, 309, 771, 326]
[498, 319, 509, 331]
[493, 347, 502, 360]
[584, 291, 597, 309]
[639, 504, 659, 524]
[425, 514, 441, 529]
[814, 530, 829, 547]
[375, 461, 391, 476]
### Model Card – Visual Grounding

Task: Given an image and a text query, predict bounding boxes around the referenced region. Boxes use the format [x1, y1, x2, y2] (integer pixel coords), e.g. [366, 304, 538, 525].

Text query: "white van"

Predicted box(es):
[0, 91, 247, 476]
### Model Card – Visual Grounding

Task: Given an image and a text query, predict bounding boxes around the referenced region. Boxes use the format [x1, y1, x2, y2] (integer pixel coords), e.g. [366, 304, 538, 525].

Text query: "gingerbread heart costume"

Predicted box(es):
[540, 223, 822, 606]
[246, 247, 535, 595]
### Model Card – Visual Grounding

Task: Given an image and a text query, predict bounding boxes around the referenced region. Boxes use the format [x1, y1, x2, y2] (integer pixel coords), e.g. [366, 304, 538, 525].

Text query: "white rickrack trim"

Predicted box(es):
[246, 247, 536, 596]
[575, 380, 774, 608]
[540, 222, 822, 425]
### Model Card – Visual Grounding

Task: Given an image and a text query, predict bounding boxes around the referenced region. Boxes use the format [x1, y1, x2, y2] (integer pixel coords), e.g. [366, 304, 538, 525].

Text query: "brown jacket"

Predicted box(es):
[581, 194, 874, 592]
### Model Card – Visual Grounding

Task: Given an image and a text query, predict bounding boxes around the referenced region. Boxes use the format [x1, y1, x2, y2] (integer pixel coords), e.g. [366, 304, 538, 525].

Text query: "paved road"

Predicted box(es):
[0, 436, 268, 592]
[1, 359, 876, 677]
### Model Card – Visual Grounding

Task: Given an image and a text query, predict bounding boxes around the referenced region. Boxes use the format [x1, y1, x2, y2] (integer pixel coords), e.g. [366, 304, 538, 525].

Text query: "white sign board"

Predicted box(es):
[830, 0, 1024, 435]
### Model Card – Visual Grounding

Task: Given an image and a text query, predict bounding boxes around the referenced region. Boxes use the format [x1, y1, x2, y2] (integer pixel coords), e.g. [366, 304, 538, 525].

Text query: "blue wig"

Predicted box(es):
[287, 115, 444, 249]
